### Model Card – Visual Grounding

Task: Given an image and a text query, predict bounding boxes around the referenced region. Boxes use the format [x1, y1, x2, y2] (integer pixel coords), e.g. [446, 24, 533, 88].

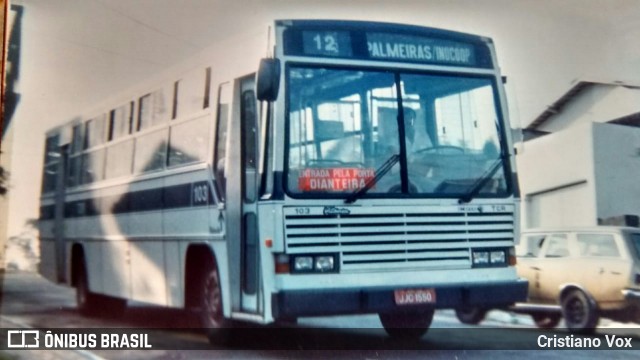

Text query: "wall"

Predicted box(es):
[537, 84, 640, 133]
[517, 123, 597, 228]
[593, 123, 640, 221]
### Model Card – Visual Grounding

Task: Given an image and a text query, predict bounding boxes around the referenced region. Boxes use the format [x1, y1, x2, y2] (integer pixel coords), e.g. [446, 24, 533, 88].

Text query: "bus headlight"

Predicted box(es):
[289, 254, 338, 274]
[472, 249, 507, 267]
[490, 250, 506, 264]
[315, 255, 334, 272]
[294, 256, 314, 271]
[472, 251, 489, 266]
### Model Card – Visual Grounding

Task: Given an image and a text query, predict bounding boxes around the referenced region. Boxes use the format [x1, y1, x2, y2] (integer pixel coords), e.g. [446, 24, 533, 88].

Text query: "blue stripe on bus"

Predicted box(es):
[41, 181, 215, 219]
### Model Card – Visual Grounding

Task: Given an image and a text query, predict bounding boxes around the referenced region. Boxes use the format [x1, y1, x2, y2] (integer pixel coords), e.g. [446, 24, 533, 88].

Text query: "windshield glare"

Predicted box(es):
[286, 65, 509, 198]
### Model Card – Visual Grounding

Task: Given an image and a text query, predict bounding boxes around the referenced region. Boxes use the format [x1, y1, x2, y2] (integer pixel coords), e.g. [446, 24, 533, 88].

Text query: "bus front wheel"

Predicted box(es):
[454, 306, 488, 325]
[201, 265, 234, 344]
[379, 310, 434, 339]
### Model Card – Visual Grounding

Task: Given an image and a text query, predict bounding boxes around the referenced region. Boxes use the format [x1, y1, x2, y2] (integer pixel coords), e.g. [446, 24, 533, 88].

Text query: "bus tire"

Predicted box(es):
[76, 260, 127, 318]
[201, 264, 234, 345]
[561, 289, 599, 334]
[454, 306, 488, 325]
[76, 261, 101, 316]
[379, 310, 434, 339]
[100, 295, 127, 318]
[531, 313, 561, 329]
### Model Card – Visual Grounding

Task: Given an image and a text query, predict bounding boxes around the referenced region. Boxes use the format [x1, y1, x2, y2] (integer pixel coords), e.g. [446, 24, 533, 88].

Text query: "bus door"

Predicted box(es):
[53, 144, 69, 282]
[224, 76, 261, 314]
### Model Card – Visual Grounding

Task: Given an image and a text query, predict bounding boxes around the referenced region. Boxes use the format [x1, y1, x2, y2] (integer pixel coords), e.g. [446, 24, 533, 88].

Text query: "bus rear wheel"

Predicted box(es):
[76, 261, 126, 317]
[201, 265, 234, 344]
[76, 263, 101, 316]
[379, 310, 434, 339]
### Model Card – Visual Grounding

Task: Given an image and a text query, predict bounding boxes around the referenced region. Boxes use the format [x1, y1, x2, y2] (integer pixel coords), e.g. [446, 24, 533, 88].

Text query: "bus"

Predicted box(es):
[38, 19, 527, 341]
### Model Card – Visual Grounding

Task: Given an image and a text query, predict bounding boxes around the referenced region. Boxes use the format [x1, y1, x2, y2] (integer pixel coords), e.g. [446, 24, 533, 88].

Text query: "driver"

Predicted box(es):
[403, 107, 432, 153]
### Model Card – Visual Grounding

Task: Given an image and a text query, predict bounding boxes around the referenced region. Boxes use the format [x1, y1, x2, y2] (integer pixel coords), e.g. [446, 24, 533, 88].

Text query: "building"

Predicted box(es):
[1, 4, 27, 270]
[517, 80, 640, 229]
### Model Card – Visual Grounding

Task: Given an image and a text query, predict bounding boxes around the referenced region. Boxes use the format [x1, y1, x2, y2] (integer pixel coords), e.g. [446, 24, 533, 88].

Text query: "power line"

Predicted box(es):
[91, 0, 202, 50]
[27, 29, 171, 67]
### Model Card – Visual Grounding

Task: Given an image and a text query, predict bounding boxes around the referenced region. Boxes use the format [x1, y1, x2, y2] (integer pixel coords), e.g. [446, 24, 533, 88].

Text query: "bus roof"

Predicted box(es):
[276, 19, 495, 69]
[275, 19, 493, 45]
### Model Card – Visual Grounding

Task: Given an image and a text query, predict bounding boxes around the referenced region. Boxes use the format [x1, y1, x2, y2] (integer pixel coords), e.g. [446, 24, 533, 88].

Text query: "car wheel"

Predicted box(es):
[379, 310, 434, 339]
[531, 313, 561, 329]
[201, 263, 234, 344]
[455, 307, 488, 325]
[561, 289, 599, 333]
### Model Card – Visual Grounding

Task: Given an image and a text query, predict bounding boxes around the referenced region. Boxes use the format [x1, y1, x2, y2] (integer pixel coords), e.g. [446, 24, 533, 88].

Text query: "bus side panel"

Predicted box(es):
[38, 214, 57, 282]
[164, 240, 182, 307]
[127, 175, 166, 304]
[101, 239, 131, 299]
[130, 240, 167, 304]
[84, 240, 104, 294]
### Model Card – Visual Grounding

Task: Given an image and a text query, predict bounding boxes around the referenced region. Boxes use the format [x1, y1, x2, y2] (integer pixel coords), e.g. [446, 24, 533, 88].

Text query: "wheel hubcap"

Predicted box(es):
[567, 297, 585, 324]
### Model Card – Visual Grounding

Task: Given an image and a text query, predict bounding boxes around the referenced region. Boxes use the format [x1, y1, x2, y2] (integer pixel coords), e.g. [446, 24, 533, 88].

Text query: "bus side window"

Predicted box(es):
[67, 123, 84, 187]
[214, 83, 231, 201]
[175, 67, 208, 120]
[108, 102, 134, 141]
[203, 67, 212, 109]
[133, 129, 168, 173]
[84, 114, 107, 150]
[41, 134, 60, 193]
[138, 86, 171, 131]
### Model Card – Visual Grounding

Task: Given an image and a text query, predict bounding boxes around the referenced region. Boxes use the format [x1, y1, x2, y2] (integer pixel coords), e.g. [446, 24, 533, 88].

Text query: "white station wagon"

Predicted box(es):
[456, 226, 640, 333]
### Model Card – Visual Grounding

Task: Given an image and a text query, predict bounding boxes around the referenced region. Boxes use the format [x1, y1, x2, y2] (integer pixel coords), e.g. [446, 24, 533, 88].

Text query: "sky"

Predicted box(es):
[3, 0, 640, 238]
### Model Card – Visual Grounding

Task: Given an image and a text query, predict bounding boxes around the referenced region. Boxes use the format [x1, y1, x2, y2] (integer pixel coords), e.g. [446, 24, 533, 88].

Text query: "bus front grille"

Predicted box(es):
[283, 206, 515, 272]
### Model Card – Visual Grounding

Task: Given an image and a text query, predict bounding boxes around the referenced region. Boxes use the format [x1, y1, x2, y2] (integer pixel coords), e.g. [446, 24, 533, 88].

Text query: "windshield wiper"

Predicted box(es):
[345, 154, 400, 204]
[457, 156, 505, 204]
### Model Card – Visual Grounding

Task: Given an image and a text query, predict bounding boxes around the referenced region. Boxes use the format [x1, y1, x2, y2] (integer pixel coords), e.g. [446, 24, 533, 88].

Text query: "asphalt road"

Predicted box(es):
[1, 271, 639, 359]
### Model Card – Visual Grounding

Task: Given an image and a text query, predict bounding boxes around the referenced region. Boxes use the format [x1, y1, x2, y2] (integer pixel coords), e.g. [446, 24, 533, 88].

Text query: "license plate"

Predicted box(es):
[394, 288, 436, 305]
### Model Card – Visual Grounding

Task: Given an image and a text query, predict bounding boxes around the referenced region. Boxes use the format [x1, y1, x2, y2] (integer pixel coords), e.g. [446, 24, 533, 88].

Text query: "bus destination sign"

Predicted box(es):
[366, 33, 475, 66]
[286, 28, 487, 67]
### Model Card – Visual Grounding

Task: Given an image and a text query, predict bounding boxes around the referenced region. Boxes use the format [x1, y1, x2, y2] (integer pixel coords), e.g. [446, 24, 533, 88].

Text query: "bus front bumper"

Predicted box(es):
[272, 279, 528, 318]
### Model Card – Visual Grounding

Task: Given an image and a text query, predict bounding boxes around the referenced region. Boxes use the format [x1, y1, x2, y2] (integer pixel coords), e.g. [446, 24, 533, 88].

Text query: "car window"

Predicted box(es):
[517, 234, 546, 257]
[545, 234, 569, 258]
[630, 233, 640, 258]
[577, 233, 620, 258]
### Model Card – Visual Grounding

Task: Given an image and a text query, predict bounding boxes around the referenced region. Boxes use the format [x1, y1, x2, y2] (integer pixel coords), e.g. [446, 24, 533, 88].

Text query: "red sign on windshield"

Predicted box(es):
[298, 168, 375, 192]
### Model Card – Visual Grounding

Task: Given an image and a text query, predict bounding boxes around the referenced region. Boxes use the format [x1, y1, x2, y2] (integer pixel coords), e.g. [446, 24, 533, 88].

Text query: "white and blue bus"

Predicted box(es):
[39, 19, 527, 340]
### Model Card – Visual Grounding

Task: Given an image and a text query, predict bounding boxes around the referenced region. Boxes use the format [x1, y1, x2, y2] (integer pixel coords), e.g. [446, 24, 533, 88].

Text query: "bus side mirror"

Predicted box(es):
[256, 58, 281, 102]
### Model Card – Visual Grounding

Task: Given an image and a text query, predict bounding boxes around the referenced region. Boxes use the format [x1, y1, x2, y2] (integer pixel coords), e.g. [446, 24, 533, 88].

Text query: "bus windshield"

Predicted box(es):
[286, 65, 509, 198]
